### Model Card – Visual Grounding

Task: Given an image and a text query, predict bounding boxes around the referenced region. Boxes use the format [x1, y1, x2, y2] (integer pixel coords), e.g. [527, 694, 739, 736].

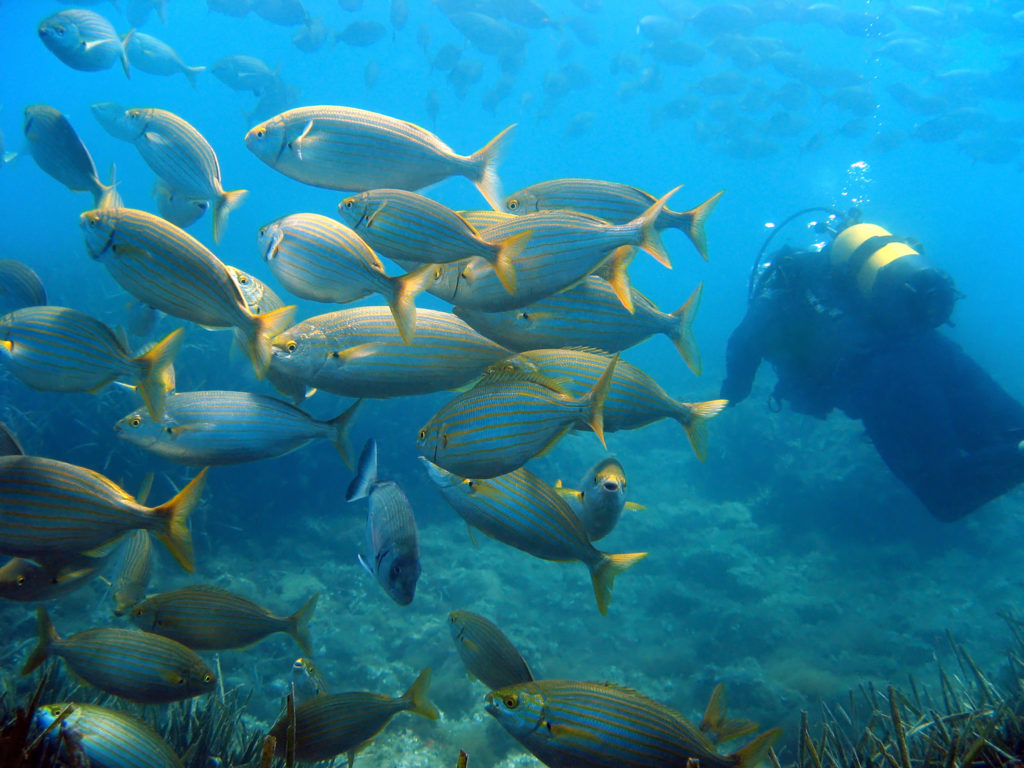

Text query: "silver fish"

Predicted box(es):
[124, 31, 204, 87]
[38, 9, 131, 77]
[210, 55, 279, 94]
[35, 703, 183, 768]
[23, 105, 111, 205]
[153, 178, 209, 229]
[0, 259, 46, 314]
[555, 457, 642, 542]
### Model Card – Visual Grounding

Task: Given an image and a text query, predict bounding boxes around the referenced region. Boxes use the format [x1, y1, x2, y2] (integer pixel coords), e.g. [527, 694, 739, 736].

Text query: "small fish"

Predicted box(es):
[0, 456, 204, 572]
[0, 259, 46, 314]
[245, 106, 514, 209]
[337, 189, 526, 293]
[23, 105, 111, 205]
[38, 9, 131, 77]
[130, 584, 318, 653]
[208, 0, 251, 18]
[258, 213, 433, 343]
[347, 439, 421, 606]
[448, 610, 533, 690]
[269, 307, 510, 399]
[489, 349, 727, 461]
[416, 355, 617, 479]
[153, 178, 210, 229]
[507, 182, 722, 261]
[486, 680, 781, 768]
[456, 279, 702, 374]
[293, 17, 332, 52]
[268, 668, 439, 763]
[251, 0, 309, 26]
[292, 656, 331, 702]
[90, 101, 137, 141]
[22, 607, 216, 704]
[124, 31, 204, 87]
[35, 703, 183, 768]
[422, 461, 646, 615]
[112, 529, 152, 616]
[0, 553, 110, 602]
[210, 55, 279, 94]
[0, 306, 182, 420]
[555, 457, 641, 542]
[336, 18, 386, 46]
[115, 391, 361, 467]
[119, 108, 247, 242]
[80, 207, 295, 379]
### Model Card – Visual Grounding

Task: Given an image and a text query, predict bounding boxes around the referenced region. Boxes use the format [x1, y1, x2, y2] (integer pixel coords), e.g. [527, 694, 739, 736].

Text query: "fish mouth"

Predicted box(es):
[603, 481, 620, 492]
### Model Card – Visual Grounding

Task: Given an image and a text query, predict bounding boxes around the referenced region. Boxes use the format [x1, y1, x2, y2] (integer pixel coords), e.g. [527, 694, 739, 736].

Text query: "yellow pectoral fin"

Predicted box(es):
[624, 502, 646, 512]
[82, 536, 126, 559]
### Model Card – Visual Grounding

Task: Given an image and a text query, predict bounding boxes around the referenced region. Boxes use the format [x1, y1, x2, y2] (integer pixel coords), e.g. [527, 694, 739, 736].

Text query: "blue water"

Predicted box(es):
[2, 0, 1024, 765]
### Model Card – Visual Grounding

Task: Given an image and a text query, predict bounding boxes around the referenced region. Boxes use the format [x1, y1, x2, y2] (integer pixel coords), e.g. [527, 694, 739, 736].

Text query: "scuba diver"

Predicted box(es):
[721, 208, 1024, 522]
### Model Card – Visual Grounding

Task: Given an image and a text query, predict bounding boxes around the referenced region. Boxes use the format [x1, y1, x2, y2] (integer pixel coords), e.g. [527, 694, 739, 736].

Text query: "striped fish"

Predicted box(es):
[347, 439, 421, 605]
[258, 213, 432, 343]
[416, 355, 618, 479]
[292, 656, 331, 702]
[448, 610, 534, 690]
[124, 31, 204, 87]
[506, 180, 724, 261]
[459, 209, 517, 230]
[439, 189, 677, 314]
[37, 9, 131, 77]
[112, 529, 152, 616]
[23, 105, 111, 205]
[35, 702, 183, 768]
[244, 105, 514, 209]
[422, 461, 646, 615]
[486, 680, 781, 768]
[337, 189, 526, 293]
[115, 391, 361, 467]
[22, 607, 215, 704]
[0, 553, 110, 602]
[129, 584, 318, 654]
[0, 456, 205, 572]
[0, 305, 182, 420]
[456, 279, 703, 374]
[555, 457, 644, 543]
[0, 259, 46, 314]
[489, 349, 727, 462]
[268, 668, 439, 763]
[120, 108, 246, 242]
[79, 207, 294, 378]
[269, 307, 510, 399]
[153, 178, 209, 228]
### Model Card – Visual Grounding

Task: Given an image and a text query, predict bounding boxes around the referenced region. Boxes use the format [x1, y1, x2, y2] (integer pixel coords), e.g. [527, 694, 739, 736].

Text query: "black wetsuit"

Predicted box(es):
[721, 248, 1024, 521]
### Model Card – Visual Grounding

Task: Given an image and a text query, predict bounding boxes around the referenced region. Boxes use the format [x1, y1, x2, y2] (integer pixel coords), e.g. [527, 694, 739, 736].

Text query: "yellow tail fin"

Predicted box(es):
[327, 400, 363, 469]
[700, 683, 760, 744]
[731, 728, 782, 768]
[590, 551, 648, 616]
[469, 124, 516, 211]
[288, 593, 319, 656]
[402, 668, 441, 720]
[133, 327, 184, 420]
[632, 185, 680, 268]
[21, 606, 60, 675]
[150, 467, 208, 573]
[669, 283, 702, 375]
[388, 265, 435, 344]
[244, 304, 296, 379]
[679, 399, 728, 462]
[671, 189, 723, 262]
[212, 187, 248, 244]
[488, 229, 529, 293]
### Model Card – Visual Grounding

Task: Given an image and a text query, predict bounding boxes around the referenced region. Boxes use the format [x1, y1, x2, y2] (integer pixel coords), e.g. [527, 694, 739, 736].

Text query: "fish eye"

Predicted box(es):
[129, 416, 142, 427]
[175, 676, 185, 686]
[504, 694, 519, 708]
[255, 128, 266, 139]
[517, 312, 530, 321]
[391, 563, 402, 577]
[507, 199, 519, 211]
[432, 267, 442, 280]
[286, 340, 297, 353]
[238, 275, 249, 284]
[16, 574, 25, 587]
[418, 428, 427, 441]
[343, 199, 354, 209]
[203, 673, 214, 683]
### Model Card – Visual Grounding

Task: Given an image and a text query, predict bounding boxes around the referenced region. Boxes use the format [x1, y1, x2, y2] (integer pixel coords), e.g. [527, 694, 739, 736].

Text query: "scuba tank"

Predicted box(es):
[829, 222, 956, 329]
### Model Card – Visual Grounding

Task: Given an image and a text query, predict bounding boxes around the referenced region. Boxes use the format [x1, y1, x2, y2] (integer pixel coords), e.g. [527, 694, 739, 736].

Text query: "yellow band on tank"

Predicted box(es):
[858, 242, 917, 295]
[830, 223, 891, 266]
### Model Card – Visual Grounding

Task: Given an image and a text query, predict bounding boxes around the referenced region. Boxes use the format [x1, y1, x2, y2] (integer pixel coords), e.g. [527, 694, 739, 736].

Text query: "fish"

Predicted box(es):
[459, 209, 517, 230]
[251, 0, 309, 26]
[0, 259, 46, 314]
[35, 703, 183, 768]
[336, 19, 386, 46]
[448, 610, 533, 690]
[130, 584, 318, 654]
[489, 349, 727, 461]
[123, 31, 204, 87]
[293, 17, 332, 53]
[257, 213, 433, 343]
[440, 189, 678, 314]
[267, 668, 439, 763]
[0, 305, 182, 420]
[90, 101, 137, 141]
[422, 461, 646, 615]
[269, 307, 510, 399]
[80, 207, 295, 379]
[37, 9, 131, 77]
[208, 0, 252, 17]
[486, 679, 781, 768]
[245, 105, 514, 210]
[97, 163, 124, 209]
[555, 457, 642, 542]
[112, 529, 152, 616]
[456, 279, 702, 373]
[292, 656, 331, 702]
[23, 105, 111, 205]
[118, 108, 247, 242]
[22, 607, 216, 704]
[0, 456, 204, 572]
[125, 301, 159, 340]
[416, 355, 618, 479]
[115, 391, 361, 467]
[346, 439, 421, 606]
[210, 55, 279, 94]
[153, 178, 210, 229]
[506, 181, 723, 261]
[337, 189, 526, 293]
[0, 553, 110, 602]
